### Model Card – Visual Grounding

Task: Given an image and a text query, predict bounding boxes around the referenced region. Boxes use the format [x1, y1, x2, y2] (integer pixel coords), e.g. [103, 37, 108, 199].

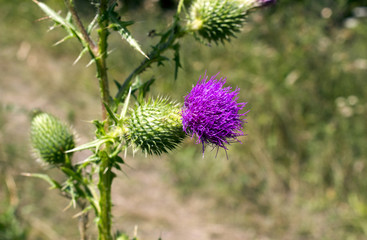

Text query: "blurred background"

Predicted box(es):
[1, 0, 367, 239]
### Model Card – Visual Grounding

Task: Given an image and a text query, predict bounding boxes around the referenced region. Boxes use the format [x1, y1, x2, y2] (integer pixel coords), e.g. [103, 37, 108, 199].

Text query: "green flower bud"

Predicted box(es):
[128, 98, 185, 155]
[187, 0, 247, 44]
[30, 112, 75, 165]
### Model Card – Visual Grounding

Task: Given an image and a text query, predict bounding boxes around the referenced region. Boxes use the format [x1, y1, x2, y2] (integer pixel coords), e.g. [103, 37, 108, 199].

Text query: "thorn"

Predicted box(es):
[36, 16, 52, 22]
[20, 172, 32, 177]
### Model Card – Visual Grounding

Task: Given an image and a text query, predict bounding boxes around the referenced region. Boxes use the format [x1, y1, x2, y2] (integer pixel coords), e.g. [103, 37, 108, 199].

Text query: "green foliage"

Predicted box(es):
[0, 207, 28, 240]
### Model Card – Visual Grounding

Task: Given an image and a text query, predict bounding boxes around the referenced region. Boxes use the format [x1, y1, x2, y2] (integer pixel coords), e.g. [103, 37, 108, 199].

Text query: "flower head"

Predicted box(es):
[30, 112, 75, 165]
[181, 73, 248, 153]
[187, 0, 247, 44]
[187, 0, 277, 44]
[128, 98, 186, 155]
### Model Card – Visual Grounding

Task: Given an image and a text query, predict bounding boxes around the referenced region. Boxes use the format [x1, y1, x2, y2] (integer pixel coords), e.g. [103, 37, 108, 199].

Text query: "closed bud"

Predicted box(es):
[187, 0, 247, 44]
[30, 112, 75, 165]
[127, 98, 185, 155]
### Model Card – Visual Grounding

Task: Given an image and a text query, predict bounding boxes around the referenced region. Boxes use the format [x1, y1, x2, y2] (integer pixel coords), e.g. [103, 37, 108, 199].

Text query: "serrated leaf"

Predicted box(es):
[172, 43, 182, 80]
[33, 1, 81, 40]
[109, 15, 148, 59]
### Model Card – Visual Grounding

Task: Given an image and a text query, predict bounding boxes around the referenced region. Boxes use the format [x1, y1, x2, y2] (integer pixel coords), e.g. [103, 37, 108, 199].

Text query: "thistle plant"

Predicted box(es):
[27, 0, 275, 239]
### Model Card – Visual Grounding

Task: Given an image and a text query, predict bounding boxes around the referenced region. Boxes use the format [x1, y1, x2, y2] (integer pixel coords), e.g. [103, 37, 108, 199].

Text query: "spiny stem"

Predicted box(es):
[64, 0, 98, 55]
[96, 0, 111, 122]
[97, 151, 113, 240]
[96, 1, 113, 239]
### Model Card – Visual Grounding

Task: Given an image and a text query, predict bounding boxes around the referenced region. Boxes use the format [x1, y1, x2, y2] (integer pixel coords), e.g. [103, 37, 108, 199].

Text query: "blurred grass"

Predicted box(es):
[1, 0, 367, 239]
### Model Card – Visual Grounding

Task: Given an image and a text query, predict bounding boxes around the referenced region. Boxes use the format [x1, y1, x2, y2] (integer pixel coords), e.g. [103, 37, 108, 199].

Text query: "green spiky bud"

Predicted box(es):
[30, 112, 75, 165]
[127, 98, 185, 155]
[187, 0, 247, 44]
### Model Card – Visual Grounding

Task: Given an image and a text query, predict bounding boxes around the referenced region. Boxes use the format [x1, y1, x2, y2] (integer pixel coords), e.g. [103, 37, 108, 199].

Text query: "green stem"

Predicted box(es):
[96, 1, 113, 240]
[97, 151, 113, 240]
[64, 0, 98, 54]
[95, 0, 113, 240]
[96, 0, 110, 121]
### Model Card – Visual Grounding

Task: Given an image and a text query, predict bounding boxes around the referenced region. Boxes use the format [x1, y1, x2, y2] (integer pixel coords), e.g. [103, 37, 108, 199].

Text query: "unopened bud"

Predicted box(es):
[30, 112, 75, 165]
[187, 0, 247, 44]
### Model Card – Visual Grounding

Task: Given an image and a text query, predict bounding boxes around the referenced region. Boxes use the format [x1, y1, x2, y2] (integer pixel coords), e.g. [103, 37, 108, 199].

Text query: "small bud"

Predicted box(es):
[30, 112, 75, 165]
[187, 0, 247, 44]
[187, 0, 276, 44]
[127, 98, 185, 155]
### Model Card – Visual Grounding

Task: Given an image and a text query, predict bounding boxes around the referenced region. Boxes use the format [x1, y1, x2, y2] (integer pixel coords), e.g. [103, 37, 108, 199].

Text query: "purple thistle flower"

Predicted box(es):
[257, 0, 276, 7]
[242, 0, 276, 8]
[181, 72, 248, 153]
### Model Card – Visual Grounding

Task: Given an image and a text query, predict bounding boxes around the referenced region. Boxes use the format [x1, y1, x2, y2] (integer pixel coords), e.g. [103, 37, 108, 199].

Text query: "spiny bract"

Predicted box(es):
[127, 98, 186, 155]
[187, 0, 247, 44]
[30, 112, 75, 165]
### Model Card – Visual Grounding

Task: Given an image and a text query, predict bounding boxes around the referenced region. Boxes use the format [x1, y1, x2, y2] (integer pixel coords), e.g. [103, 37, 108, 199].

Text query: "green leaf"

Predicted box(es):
[103, 102, 119, 124]
[109, 14, 148, 59]
[114, 79, 122, 89]
[137, 77, 155, 103]
[92, 119, 106, 137]
[22, 173, 61, 189]
[66, 138, 113, 153]
[32, 1, 82, 41]
[120, 87, 132, 119]
[172, 43, 182, 80]
[114, 156, 125, 164]
[76, 154, 100, 170]
[61, 167, 83, 182]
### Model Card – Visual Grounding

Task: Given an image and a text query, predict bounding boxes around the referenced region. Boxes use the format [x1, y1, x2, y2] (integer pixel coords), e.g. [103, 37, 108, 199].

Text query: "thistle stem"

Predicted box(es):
[96, 1, 113, 239]
[97, 152, 113, 240]
[96, 0, 111, 121]
[64, 0, 98, 54]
